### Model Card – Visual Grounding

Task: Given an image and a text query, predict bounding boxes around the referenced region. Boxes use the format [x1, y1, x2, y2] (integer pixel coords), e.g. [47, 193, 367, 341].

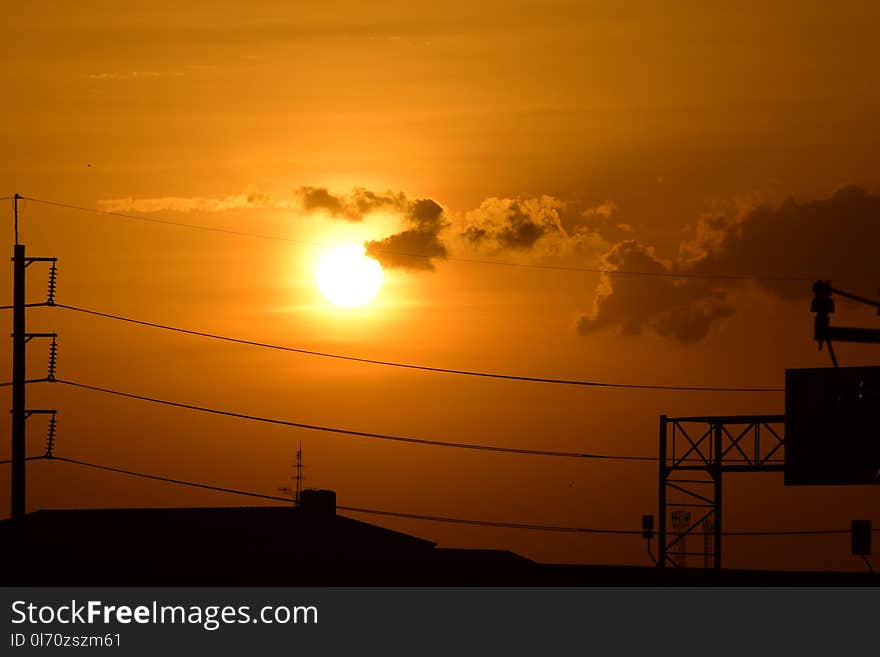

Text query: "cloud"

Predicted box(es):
[579, 186, 880, 343]
[298, 186, 347, 216]
[456, 196, 611, 265]
[88, 72, 184, 80]
[577, 240, 734, 343]
[365, 199, 448, 270]
[99, 186, 407, 217]
[684, 185, 879, 300]
[364, 194, 611, 273]
[296, 186, 407, 221]
[582, 200, 618, 220]
[100, 183, 878, 345]
[461, 196, 565, 250]
[97, 191, 282, 213]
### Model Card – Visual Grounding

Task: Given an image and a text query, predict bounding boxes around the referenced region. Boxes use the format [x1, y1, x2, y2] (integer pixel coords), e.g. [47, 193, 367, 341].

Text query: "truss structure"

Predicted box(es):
[658, 414, 785, 569]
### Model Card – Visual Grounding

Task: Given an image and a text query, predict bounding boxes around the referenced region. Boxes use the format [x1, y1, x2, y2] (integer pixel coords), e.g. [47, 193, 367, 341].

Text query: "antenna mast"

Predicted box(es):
[279, 442, 304, 506]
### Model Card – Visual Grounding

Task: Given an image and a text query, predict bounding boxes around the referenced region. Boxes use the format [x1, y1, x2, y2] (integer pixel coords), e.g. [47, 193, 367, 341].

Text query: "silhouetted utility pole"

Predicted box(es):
[11, 227, 25, 518]
[10, 193, 58, 519]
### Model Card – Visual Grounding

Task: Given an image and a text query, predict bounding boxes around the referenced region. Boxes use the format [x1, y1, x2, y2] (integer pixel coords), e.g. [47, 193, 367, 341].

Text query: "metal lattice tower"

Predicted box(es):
[658, 414, 785, 569]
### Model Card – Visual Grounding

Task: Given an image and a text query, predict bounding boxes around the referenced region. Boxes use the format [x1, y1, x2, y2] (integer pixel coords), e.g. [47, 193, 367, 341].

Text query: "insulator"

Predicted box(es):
[47, 262, 58, 305]
[47, 336, 58, 381]
[45, 413, 57, 458]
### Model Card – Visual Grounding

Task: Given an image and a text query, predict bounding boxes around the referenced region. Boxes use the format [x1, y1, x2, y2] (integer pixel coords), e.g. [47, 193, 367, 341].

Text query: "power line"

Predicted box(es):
[52, 456, 293, 503]
[0, 455, 49, 465]
[53, 303, 783, 393]
[50, 455, 873, 537]
[47, 456, 640, 533]
[54, 379, 658, 461]
[20, 195, 815, 282]
[22, 196, 319, 245]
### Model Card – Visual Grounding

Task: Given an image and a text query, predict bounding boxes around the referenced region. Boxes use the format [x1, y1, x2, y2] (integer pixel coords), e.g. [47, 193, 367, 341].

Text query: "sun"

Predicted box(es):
[316, 243, 383, 307]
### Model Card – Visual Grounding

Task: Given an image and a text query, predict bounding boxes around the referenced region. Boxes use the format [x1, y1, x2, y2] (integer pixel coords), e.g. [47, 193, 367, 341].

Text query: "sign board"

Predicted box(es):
[851, 520, 872, 556]
[641, 514, 654, 539]
[785, 366, 880, 485]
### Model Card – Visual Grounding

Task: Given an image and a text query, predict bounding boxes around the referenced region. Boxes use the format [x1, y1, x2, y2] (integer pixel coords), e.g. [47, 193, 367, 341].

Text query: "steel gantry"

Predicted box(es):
[657, 414, 785, 569]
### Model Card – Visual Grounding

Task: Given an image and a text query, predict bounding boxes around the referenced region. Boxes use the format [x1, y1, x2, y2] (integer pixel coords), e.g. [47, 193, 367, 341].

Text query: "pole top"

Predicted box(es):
[13, 193, 21, 245]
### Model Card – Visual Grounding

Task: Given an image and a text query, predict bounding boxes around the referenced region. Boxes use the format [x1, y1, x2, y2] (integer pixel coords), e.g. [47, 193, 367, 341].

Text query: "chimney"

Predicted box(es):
[299, 489, 336, 516]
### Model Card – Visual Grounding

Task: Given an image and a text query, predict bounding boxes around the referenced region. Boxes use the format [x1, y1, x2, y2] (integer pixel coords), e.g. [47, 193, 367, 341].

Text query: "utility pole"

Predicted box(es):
[9, 193, 58, 519]
[11, 195, 25, 519]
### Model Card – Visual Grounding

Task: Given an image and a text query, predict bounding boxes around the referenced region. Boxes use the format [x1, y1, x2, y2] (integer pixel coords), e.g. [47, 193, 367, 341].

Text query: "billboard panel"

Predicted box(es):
[785, 366, 880, 485]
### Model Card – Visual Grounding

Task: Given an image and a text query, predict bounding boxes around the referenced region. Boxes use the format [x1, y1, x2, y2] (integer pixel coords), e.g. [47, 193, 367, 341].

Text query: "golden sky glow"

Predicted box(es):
[1, 1, 879, 571]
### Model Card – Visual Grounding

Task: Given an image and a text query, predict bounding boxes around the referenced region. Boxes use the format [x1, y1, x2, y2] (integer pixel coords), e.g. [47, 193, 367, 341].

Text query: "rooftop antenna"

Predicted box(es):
[278, 441, 304, 506]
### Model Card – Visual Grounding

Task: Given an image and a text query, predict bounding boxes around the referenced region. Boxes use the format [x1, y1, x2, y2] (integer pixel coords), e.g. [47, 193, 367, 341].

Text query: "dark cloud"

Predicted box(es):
[579, 186, 880, 343]
[349, 187, 408, 219]
[688, 185, 879, 300]
[461, 197, 560, 250]
[496, 203, 546, 249]
[577, 241, 734, 343]
[365, 199, 448, 270]
[295, 186, 406, 221]
[299, 186, 346, 216]
[457, 196, 611, 259]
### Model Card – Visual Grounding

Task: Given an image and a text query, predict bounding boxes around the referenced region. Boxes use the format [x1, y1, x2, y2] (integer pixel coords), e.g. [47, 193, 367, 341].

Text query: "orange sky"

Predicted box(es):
[1, 1, 879, 571]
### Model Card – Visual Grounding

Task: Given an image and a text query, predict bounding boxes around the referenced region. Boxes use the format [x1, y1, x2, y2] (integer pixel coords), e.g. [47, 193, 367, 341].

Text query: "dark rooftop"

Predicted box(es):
[1, 506, 876, 586]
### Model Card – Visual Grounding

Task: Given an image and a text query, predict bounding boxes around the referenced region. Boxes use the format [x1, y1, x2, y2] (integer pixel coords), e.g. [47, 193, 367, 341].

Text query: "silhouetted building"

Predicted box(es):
[299, 488, 336, 515]
[0, 497, 875, 586]
[0, 504, 439, 585]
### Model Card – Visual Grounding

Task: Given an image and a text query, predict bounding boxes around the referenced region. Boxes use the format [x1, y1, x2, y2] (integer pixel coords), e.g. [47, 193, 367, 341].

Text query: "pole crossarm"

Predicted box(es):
[23, 409, 56, 419]
[19, 257, 58, 265]
[23, 332, 56, 343]
[822, 326, 880, 344]
[658, 414, 785, 571]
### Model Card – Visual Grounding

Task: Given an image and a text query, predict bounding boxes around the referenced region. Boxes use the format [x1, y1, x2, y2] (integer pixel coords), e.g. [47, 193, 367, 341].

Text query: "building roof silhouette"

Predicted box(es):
[0, 505, 442, 585]
[1, 505, 875, 586]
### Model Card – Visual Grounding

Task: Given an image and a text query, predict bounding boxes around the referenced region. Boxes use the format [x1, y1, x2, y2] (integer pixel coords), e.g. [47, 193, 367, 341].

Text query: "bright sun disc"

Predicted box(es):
[316, 243, 383, 307]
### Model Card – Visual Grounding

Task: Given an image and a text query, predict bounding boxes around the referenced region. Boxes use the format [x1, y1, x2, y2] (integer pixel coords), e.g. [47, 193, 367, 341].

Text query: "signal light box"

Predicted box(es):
[785, 366, 880, 486]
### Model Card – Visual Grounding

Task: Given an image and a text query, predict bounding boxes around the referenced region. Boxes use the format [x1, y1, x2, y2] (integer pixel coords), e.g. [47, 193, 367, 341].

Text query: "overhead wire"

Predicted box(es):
[49, 456, 876, 537]
[54, 379, 658, 461]
[52, 303, 783, 393]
